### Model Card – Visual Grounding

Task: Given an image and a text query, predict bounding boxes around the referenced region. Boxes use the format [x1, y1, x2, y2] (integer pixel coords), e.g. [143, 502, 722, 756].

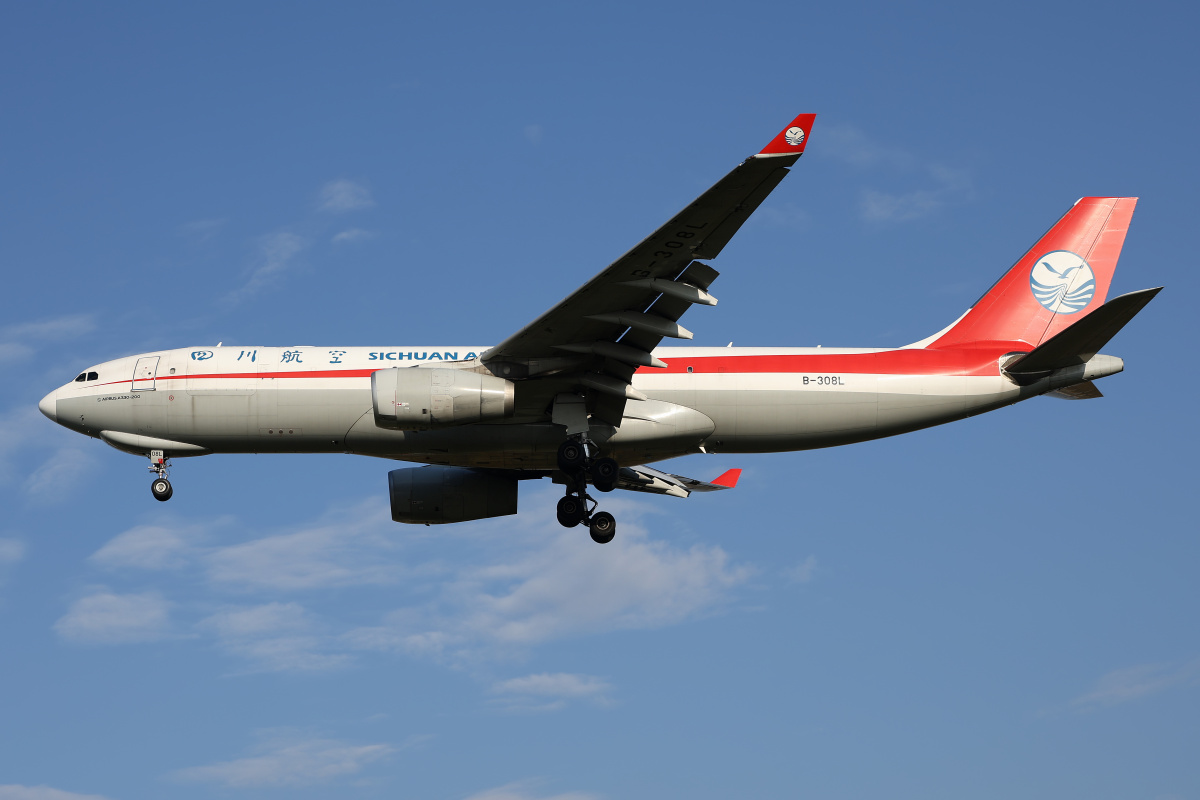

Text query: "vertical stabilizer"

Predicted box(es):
[931, 197, 1137, 349]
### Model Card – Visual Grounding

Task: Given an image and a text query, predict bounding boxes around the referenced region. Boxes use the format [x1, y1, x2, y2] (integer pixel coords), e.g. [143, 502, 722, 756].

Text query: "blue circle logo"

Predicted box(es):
[1029, 250, 1096, 314]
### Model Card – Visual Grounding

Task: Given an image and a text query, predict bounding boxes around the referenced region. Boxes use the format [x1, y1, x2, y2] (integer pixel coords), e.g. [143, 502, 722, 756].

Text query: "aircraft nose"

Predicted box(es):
[38, 389, 57, 423]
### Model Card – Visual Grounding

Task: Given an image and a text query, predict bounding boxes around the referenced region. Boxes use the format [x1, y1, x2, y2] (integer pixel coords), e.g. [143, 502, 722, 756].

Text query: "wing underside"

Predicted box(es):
[481, 113, 817, 428]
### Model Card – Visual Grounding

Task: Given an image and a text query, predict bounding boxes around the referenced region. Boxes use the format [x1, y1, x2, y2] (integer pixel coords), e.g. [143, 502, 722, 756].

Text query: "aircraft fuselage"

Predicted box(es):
[41, 342, 1114, 470]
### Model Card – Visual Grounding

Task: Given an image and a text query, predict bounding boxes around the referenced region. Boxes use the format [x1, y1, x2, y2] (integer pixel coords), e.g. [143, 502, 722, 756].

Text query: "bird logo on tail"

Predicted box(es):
[1029, 250, 1096, 314]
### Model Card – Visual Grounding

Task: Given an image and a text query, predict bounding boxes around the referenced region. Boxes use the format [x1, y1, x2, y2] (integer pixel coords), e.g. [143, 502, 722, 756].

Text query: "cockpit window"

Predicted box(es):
[74, 373, 86, 382]
[87, 372, 99, 381]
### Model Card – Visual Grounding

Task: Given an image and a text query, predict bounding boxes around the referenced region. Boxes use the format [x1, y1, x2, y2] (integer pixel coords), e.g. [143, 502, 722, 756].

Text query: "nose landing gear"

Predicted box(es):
[151, 477, 173, 502]
[556, 438, 618, 543]
[148, 449, 173, 502]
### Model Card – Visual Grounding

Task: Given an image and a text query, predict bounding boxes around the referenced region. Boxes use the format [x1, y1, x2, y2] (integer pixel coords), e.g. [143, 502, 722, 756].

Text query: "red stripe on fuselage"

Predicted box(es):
[647, 345, 1020, 377]
[97, 344, 1024, 390]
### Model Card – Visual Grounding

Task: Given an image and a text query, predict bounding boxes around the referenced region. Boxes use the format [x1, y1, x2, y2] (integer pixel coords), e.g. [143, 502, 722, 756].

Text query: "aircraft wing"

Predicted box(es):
[615, 466, 742, 498]
[482, 113, 816, 426]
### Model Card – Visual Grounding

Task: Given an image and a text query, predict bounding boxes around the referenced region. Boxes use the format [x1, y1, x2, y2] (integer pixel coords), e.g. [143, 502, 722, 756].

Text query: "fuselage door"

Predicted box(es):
[132, 356, 160, 391]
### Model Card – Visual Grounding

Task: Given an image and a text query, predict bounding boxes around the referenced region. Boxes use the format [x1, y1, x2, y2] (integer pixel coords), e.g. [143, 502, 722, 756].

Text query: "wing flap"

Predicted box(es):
[615, 465, 742, 497]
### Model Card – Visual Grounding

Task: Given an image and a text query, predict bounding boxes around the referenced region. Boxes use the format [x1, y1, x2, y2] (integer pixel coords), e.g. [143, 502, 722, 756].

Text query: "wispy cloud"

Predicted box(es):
[0, 407, 43, 483]
[821, 122, 916, 169]
[0, 786, 110, 800]
[223, 231, 308, 306]
[203, 500, 399, 591]
[179, 218, 226, 243]
[1071, 659, 1200, 711]
[783, 555, 817, 584]
[861, 165, 972, 222]
[319, 179, 374, 213]
[79, 494, 751, 676]
[2, 315, 96, 343]
[0, 314, 95, 364]
[331, 228, 373, 244]
[346, 495, 752, 663]
[490, 672, 613, 712]
[820, 123, 973, 222]
[90, 521, 211, 571]
[757, 202, 811, 231]
[198, 602, 349, 673]
[54, 590, 172, 644]
[173, 730, 394, 788]
[464, 780, 599, 800]
[23, 447, 95, 502]
[0, 538, 26, 570]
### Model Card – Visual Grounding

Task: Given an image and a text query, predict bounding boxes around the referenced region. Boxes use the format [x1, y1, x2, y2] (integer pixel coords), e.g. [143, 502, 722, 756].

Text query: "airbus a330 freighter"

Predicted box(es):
[38, 113, 1160, 543]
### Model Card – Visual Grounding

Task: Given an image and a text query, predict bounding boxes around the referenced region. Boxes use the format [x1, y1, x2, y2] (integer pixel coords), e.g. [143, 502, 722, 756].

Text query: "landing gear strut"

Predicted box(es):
[148, 449, 173, 502]
[556, 438, 618, 543]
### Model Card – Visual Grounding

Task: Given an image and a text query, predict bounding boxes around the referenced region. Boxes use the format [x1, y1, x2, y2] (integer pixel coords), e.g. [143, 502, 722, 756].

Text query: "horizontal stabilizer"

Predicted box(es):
[1045, 381, 1104, 400]
[1005, 287, 1162, 374]
[616, 465, 741, 498]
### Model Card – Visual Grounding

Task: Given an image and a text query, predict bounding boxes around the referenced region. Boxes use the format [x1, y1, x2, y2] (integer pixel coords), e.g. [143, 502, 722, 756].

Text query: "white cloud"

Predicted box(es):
[524, 124, 543, 144]
[87, 500, 397, 589]
[0, 343, 35, 363]
[784, 555, 817, 584]
[491, 672, 612, 712]
[1072, 659, 1200, 711]
[464, 780, 598, 800]
[63, 494, 751, 676]
[54, 590, 171, 644]
[173, 731, 393, 788]
[23, 447, 95, 502]
[0, 538, 25, 566]
[818, 123, 972, 222]
[179, 218, 225, 241]
[2, 314, 96, 343]
[90, 522, 206, 571]
[319, 179, 374, 213]
[203, 500, 400, 591]
[331, 228, 373, 244]
[0, 786, 109, 800]
[820, 123, 916, 169]
[0, 315, 95, 364]
[198, 603, 349, 673]
[224, 231, 308, 306]
[756, 202, 811, 231]
[346, 495, 752, 663]
[0, 407, 43, 483]
[860, 166, 971, 223]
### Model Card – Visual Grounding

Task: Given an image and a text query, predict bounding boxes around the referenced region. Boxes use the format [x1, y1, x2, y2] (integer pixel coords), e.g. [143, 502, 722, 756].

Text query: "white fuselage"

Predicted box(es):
[41, 341, 1092, 470]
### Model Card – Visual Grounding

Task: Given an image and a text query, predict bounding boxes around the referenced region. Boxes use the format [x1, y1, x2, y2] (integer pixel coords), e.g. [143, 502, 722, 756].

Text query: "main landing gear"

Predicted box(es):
[556, 438, 619, 544]
[148, 450, 173, 502]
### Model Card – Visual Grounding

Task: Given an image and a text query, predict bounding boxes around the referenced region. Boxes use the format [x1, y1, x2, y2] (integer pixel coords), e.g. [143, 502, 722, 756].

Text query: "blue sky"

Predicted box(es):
[1, 3, 1197, 798]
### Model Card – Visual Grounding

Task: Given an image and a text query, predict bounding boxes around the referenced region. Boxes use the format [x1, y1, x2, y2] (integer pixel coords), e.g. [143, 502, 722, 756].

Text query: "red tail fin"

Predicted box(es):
[930, 197, 1137, 349]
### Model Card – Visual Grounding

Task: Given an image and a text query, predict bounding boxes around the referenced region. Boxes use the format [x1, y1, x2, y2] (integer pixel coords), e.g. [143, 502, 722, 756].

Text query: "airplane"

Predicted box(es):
[37, 113, 1161, 544]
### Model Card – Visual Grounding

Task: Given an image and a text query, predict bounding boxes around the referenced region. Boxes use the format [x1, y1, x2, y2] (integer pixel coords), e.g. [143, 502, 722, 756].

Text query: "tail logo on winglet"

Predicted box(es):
[1029, 250, 1096, 314]
[784, 127, 806, 146]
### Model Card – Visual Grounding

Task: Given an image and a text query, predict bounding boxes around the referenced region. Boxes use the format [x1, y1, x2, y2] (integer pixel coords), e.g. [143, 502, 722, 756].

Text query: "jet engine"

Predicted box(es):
[388, 465, 518, 524]
[372, 367, 514, 430]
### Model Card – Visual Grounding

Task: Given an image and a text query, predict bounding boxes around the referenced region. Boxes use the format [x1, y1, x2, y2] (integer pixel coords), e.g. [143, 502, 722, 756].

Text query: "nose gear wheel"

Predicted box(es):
[151, 478, 173, 502]
[147, 451, 174, 502]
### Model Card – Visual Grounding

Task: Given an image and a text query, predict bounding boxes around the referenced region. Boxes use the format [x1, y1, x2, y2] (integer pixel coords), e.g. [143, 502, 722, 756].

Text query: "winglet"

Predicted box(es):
[758, 113, 817, 156]
[710, 468, 742, 488]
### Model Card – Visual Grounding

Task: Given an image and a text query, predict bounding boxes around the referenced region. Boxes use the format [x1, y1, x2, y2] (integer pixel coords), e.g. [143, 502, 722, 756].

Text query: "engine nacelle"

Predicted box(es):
[372, 367, 514, 430]
[388, 466, 518, 524]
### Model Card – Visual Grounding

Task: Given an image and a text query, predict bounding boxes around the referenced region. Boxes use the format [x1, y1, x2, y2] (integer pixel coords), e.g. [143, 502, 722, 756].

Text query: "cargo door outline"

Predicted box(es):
[132, 356, 160, 391]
